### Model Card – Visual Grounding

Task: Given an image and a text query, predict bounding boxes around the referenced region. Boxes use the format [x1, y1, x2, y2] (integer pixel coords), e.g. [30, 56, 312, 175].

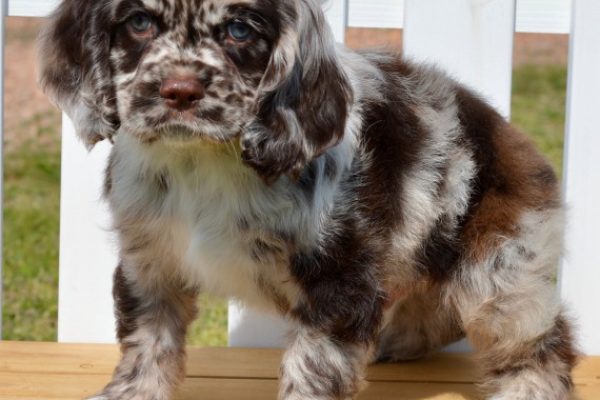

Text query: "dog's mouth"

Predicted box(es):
[155, 104, 226, 125]
[136, 113, 244, 145]
[167, 106, 226, 124]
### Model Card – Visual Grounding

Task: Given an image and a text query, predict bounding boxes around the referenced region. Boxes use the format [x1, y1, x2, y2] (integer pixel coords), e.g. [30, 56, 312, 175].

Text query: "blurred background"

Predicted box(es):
[2, 17, 568, 346]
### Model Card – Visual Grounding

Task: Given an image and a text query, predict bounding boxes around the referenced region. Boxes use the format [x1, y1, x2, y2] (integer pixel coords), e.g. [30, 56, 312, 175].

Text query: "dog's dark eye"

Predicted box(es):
[128, 12, 154, 35]
[227, 21, 253, 41]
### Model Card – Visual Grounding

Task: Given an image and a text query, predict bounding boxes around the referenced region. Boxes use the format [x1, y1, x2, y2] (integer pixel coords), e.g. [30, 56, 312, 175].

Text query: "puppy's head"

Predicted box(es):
[39, 0, 351, 181]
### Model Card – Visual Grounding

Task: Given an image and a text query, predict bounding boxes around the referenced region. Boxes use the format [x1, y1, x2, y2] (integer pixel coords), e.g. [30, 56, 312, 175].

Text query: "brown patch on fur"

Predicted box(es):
[112, 263, 199, 345]
[359, 57, 426, 236]
[39, 0, 119, 145]
[241, 1, 353, 182]
[103, 152, 116, 198]
[104, 262, 199, 398]
[463, 300, 506, 351]
[122, 233, 153, 255]
[257, 274, 290, 313]
[418, 215, 463, 283]
[244, 54, 352, 182]
[456, 88, 560, 262]
[290, 225, 385, 344]
[538, 315, 579, 372]
[112, 264, 140, 341]
[288, 57, 429, 344]
[155, 171, 169, 193]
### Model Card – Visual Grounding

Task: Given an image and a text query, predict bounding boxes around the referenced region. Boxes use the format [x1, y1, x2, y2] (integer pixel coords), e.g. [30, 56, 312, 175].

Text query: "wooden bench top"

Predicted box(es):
[0, 341, 598, 399]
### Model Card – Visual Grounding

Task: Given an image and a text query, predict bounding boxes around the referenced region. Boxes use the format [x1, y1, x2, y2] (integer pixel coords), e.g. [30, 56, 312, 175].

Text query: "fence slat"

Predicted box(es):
[57, 116, 116, 343]
[7, 0, 57, 17]
[404, 0, 516, 119]
[323, 0, 349, 43]
[560, 0, 600, 356]
[227, 1, 349, 348]
[348, 0, 572, 34]
[4, 0, 573, 34]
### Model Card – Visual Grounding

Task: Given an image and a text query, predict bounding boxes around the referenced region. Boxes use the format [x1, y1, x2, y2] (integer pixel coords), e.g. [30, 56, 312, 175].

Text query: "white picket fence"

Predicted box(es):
[0, 0, 598, 356]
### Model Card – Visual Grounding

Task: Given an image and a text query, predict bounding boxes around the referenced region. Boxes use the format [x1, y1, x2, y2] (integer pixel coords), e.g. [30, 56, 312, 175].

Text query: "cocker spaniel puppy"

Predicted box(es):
[39, 0, 576, 399]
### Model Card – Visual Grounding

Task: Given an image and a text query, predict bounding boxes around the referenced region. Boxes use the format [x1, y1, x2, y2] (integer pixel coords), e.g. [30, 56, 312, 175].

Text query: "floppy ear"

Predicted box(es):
[241, 0, 352, 184]
[38, 0, 119, 148]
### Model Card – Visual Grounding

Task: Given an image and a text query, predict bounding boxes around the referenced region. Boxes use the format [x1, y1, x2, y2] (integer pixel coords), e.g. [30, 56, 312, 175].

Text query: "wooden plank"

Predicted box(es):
[192, 350, 598, 386]
[561, 0, 600, 356]
[403, 0, 516, 119]
[0, 373, 480, 400]
[0, 372, 110, 400]
[185, 378, 485, 400]
[0, 342, 120, 375]
[1, 343, 599, 386]
[0, 343, 598, 399]
[1, 372, 598, 400]
[189, 349, 482, 383]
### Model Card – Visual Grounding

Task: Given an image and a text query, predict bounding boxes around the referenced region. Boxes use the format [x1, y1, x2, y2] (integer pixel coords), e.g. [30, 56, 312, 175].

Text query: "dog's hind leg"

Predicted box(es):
[449, 211, 577, 400]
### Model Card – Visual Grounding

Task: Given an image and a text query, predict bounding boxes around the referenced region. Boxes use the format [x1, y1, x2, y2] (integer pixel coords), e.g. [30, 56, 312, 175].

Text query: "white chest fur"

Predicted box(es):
[108, 135, 310, 311]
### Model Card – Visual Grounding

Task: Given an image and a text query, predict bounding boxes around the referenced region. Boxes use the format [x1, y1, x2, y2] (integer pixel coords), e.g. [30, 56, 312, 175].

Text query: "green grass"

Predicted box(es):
[2, 136, 61, 341]
[2, 64, 567, 344]
[511, 64, 568, 174]
[187, 294, 228, 346]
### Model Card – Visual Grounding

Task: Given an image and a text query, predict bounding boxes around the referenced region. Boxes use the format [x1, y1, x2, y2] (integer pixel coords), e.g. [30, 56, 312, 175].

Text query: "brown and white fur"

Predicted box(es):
[38, 0, 577, 399]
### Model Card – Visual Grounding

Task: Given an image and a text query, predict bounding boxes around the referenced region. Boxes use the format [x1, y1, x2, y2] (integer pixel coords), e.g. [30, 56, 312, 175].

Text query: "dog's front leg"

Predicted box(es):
[89, 263, 198, 400]
[279, 326, 374, 400]
[278, 251, 383, 400]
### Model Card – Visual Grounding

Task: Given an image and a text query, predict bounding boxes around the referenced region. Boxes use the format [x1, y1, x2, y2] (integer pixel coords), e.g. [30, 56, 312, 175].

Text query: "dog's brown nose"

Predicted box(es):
[160, 78, 205, 110]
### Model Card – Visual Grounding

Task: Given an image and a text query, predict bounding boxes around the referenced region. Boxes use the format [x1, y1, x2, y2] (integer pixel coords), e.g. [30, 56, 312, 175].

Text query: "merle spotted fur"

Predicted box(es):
[39, 1, 577, 399]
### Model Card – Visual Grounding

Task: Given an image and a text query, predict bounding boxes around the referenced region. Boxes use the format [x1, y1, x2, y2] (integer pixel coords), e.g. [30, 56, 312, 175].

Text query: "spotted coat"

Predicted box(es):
[39, 1, 577, 399]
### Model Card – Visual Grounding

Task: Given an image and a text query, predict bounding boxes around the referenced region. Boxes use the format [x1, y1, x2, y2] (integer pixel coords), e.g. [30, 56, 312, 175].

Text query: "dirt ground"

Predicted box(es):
[3, 18, 569, 149]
